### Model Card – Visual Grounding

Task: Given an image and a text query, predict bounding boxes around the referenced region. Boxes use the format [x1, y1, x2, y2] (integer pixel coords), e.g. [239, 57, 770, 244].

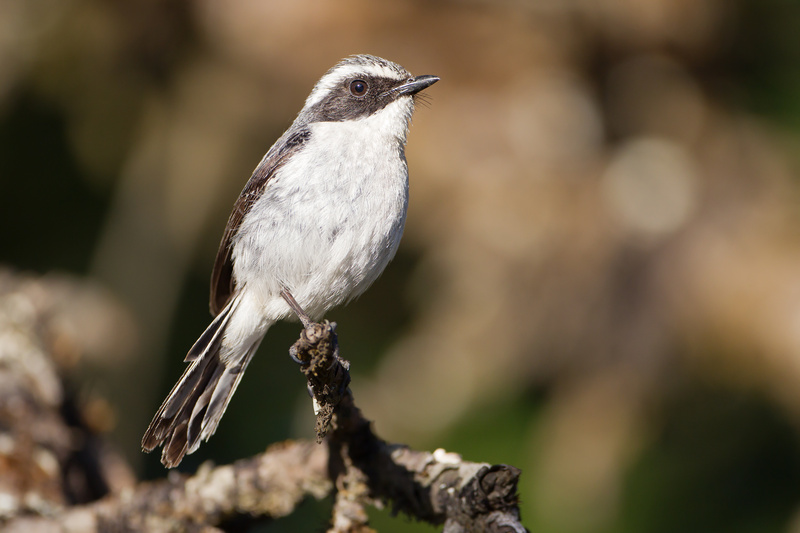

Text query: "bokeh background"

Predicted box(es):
[3, 0, 800, 531]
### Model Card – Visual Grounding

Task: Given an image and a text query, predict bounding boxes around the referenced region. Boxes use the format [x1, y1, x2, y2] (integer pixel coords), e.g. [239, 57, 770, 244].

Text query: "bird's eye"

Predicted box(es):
[349, 79, 368, 97]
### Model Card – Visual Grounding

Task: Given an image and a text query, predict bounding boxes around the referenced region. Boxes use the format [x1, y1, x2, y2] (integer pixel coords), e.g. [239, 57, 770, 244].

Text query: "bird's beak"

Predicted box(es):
[395, 75, 440, 96]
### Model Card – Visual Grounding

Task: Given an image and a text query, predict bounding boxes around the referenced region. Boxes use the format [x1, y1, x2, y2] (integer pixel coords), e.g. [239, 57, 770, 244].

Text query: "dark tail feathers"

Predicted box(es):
[142, 295, 260, 468]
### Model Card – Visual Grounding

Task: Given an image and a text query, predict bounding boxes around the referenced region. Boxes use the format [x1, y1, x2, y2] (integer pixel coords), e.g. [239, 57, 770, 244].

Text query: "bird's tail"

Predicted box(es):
[142, 294, 266, 468]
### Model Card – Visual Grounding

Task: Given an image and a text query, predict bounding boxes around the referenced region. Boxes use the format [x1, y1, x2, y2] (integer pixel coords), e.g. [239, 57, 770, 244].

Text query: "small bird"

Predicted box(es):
[142, 55, 438, 467]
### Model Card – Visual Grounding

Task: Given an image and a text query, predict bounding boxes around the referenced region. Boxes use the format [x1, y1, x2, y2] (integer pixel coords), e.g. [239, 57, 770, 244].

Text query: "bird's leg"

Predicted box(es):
[280, 289, 313, 329]
[283, 289, 314, 366]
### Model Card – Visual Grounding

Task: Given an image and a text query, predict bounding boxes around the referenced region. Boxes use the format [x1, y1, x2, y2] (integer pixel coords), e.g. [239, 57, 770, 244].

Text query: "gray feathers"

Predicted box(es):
[209, 128, 313, 315]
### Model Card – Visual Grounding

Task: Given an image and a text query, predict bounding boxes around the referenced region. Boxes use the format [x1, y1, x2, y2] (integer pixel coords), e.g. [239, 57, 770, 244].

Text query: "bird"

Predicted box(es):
[141, 55, 439, 467]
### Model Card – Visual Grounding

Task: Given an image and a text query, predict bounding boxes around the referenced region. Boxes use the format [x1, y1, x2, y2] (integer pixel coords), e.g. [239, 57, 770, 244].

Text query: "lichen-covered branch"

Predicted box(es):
[292, 322, 527, 532]
[0, 270, 526, 532]
[4, 440, 331, 533]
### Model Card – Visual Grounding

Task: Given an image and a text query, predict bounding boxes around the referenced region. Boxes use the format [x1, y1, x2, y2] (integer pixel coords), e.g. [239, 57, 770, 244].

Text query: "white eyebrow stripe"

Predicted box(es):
[303, 60, 409, 109]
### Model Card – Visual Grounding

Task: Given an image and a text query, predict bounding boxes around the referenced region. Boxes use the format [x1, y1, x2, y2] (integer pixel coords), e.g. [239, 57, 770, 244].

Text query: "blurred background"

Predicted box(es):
[2, 0, 800, 531]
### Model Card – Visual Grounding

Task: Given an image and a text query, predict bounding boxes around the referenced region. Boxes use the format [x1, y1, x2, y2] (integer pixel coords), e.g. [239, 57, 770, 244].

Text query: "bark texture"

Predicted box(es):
[0, 270, 526, 532]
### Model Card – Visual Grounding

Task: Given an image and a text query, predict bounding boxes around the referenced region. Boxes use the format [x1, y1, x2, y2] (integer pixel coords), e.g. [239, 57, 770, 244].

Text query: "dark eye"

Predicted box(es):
[349, 79, 368, 97]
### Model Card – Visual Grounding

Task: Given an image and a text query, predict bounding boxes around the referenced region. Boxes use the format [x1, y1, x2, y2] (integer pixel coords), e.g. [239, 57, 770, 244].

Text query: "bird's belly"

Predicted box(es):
[231, 151, 408, 321]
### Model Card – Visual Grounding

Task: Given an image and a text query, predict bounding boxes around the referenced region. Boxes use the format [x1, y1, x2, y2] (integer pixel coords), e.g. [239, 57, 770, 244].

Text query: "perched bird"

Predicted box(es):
[142, 55, 438, 467]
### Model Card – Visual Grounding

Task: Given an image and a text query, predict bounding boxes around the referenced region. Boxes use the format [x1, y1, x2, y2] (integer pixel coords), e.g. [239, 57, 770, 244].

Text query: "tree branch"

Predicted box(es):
[5, 440, 331, 533]
[292, 321, 527, 532]
[0, 271, 527, 532]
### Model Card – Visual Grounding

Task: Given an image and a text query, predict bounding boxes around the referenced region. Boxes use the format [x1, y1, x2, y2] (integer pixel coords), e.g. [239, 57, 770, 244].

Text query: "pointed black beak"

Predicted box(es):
[395, 75, 440, 96]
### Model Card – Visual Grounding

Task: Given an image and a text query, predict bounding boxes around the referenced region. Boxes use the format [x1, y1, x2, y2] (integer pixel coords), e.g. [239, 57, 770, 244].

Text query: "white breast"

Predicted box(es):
[231, 99, 412, 321]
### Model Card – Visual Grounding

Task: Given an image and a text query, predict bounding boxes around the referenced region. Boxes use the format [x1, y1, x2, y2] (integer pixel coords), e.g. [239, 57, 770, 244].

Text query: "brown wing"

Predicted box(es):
[209, 127, 311, 315]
